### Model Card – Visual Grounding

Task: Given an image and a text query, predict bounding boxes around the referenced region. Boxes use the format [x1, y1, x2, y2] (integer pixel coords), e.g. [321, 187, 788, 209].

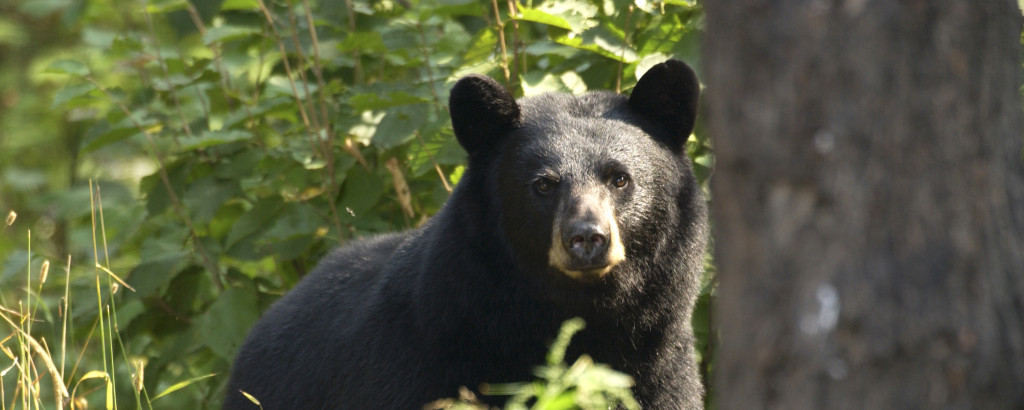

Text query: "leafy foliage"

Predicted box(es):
[0, 0, 711, 408]
[428, 318, 641, 410]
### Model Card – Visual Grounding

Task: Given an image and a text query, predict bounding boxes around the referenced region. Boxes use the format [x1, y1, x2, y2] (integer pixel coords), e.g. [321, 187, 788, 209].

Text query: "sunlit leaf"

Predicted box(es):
[221, 0, 259, 11]
[45, 59, 89, 76]
[514, 7, 572, 31]
[203, 25, 261, 45]
[52, 83, 97, 108]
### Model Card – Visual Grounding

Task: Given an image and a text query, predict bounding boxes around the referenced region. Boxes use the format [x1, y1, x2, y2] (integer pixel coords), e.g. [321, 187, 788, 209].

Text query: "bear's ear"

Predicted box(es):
[628, 59, 700, 150]
[449, 75, 520, 156]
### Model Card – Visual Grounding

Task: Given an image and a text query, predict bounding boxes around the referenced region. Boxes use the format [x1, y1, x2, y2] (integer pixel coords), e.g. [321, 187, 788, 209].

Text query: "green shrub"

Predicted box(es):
[0, 0, 712, 408]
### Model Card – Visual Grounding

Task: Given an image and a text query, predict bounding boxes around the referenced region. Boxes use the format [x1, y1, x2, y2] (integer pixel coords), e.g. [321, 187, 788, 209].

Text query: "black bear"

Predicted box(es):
[224, 59, 707, 409]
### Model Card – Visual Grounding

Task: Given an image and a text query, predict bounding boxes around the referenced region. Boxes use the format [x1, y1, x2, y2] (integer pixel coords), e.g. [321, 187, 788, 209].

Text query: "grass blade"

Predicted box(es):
[151, 373, 217, 401]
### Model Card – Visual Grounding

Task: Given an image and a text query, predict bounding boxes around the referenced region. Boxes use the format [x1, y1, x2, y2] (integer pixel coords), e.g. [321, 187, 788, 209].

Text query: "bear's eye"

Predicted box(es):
[533, 177, 556, 194]
[612, 173, 630, 189]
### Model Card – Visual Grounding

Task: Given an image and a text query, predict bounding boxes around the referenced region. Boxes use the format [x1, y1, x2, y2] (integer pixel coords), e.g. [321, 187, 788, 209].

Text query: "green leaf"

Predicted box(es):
[581, 25, 638, 63]
[554, 33, 636, 63]
[263, 203, 323, 242]
[264, 76, 319, 99]
[338, 31, 386, 53]
[339, 166, 385, 217]
[349, 92, 428, 111]
[141, 158, 190, 216]
[202, 25, 260, 45]
[448, 165, 466, 186]
[129, 251, 190, 296]
[372, 105, 430, 149]
[222, 97, 292, 129]
[522, 72, 571, 95]
[196, 287, 260, 360]
[145, 0, 188, 14]
[516, 0, 598, 33]
[184, 175, 242, 224]
[79, 114, 158, 154]
[515, 7, 572, 31]
[179, 129, 252, 151]
[226, 198, 284, 249]
[635, 53, 674, 81]
[221, 0, 258, 10]
[45, 59, 90, 77]
[52, 82, 97, 109]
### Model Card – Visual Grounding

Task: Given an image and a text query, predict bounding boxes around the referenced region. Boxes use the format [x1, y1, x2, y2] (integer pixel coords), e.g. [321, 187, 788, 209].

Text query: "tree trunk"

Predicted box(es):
[704, 1, 1024, 408]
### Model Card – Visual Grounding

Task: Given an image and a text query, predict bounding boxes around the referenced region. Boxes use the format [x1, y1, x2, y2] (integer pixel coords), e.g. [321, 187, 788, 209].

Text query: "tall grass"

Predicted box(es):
[0, 183, 206, 409]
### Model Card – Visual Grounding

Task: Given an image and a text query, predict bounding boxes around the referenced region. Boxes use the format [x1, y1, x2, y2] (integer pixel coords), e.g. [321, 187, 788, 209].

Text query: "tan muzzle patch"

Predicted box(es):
[547, 205, 626, 281]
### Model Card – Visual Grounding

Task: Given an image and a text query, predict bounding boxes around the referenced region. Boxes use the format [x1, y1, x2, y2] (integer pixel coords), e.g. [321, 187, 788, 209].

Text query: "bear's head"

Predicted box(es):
[449, 60, 701, 292]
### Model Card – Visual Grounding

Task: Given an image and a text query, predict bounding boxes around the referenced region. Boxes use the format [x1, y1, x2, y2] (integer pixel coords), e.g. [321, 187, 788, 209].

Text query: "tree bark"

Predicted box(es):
[704, 1, 1024, 408]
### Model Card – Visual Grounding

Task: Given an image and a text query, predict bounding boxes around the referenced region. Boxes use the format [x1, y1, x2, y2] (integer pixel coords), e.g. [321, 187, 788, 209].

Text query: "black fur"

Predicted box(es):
[224, 59, 707, 409]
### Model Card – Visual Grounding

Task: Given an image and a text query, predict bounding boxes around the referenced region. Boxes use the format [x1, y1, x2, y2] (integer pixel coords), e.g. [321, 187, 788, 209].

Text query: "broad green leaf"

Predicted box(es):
[226, 198, 284, 249]
[52, 82, 97, 108]
[372, 105, 430, 149]
[457, 29, 501, 76]
[203, 25, 260, 45]
[514, 7, 572, 31]
[346, 110, 386, 146]
[196, 287, 260, 360]
[408, 127, 462, 177]
[517, 0, 598, 33]
[635, 53, 674, 81]
[152, 73, 203, 92]
[129, 250, 190, 296]
[420, 0, 479, 16]
[179, 129, 252, 151]
[183, 175, 242, 224]
[79, 115, 158, 154]
[145, 0, 188, 14]
[554, 33, 636, 63]
[141, 158, 190, 216]
[522, 72, 570, 95]
[221, 0, 258, 10]
[582, 26, 638, 63]
[339, 166, 384, 217]
[338, 31, 386, 53]
[560, 71, 587, 94]
[221, 97, 292, 129]
[264, 203, 323, 241]
[349, 92, 428, 111]
[265, 76, 319, 99]
[45, 59, 89, 77]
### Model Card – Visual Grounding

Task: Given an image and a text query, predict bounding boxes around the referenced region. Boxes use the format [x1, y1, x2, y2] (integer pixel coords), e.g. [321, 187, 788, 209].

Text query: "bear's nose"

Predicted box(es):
[563, 221, 609, 264]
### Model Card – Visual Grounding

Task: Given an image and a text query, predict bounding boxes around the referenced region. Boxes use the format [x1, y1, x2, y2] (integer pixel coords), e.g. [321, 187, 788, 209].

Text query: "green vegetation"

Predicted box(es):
[427, 318, 641, 410]
[0, 0, 712, 408]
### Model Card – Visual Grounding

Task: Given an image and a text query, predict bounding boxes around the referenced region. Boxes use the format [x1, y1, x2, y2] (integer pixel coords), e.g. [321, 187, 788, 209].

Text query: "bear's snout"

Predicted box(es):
[547, 199, 626, 281]
[564, 220, 610, 267]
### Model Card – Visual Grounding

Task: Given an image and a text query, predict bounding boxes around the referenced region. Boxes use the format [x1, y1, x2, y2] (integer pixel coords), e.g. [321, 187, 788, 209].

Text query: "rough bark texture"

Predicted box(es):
[705, 1, 1024, 408]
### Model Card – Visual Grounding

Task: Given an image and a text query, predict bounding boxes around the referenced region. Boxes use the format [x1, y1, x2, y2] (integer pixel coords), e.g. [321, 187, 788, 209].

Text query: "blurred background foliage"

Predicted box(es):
[0, 0, 711, 408]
